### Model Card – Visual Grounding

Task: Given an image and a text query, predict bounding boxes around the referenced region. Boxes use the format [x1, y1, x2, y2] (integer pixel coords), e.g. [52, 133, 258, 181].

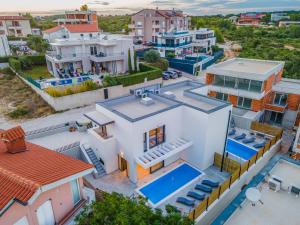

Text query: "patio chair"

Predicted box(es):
[202, 179, 220, 188]
[243, 137, 256, 144]
[176, 197, 195, 207]
[195, 184, 212, 193]
[253, 141, 266, 149]
[234, 133, 246, 141]
[187, 191, 205, 201]
[228, 129, 236, 136]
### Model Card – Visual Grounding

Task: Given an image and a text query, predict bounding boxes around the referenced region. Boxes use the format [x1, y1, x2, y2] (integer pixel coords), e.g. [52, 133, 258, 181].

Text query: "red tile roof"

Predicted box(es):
[0, 138, 93, 212]
[43, 24, 100, 34]
[0, 126, 25, 142]
[0, 16, 28, 21]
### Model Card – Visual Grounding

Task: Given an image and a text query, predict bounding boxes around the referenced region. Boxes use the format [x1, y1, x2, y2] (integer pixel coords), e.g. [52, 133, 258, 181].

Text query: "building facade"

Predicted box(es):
[129, 9, 190, 43]
[0, 16, 31, 37]
[54, 10, 98, 27]
[237, 13, 266, 26]
[205, 58, 300, 129]
[45, 33, 134, 77]
[271, 13, 290, 22]
[0, 126, 94, 225]
[0, 34, 11, 56]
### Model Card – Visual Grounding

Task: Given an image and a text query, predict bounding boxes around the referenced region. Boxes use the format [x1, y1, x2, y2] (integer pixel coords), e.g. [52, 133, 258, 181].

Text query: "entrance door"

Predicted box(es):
[36, 200, 55, 225]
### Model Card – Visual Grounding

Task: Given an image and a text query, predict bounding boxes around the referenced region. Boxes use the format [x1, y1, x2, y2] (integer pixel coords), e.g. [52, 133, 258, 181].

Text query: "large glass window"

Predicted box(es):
[71, 179, 81, 205]
[237, 78, 250, 90]
[224, 76, 236, 88]
[249, 80, 263, 92]
[273, 93, 287, 106]
[149, 126, 165, 149]
[213, 75, 225, 86]
[237, 97, 252, 109]
[216, 92, 228, 102]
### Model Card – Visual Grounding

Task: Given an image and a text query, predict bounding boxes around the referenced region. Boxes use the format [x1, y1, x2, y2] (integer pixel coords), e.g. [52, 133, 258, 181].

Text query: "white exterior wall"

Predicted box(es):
[0, 19, 31, 37]
[0, 35, 11, 56]
[43, 29, 68, 42]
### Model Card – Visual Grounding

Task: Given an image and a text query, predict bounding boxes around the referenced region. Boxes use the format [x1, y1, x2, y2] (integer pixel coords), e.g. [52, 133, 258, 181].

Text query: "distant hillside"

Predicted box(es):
[98, 15, 131, 34]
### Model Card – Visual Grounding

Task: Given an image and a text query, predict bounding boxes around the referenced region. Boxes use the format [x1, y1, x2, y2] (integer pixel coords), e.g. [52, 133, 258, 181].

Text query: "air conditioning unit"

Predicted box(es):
[140, 97, 155, 106]
[163, 91, 176, 99]
[268, 178, 281, 192]
[141, 93, 147, 99]
[135, 89, 142, 96]
[155, 89, 160, 94]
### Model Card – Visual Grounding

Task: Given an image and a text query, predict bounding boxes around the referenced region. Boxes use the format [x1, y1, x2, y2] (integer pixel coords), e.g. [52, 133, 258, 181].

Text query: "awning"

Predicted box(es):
[84, 111, 114, 126]
[136, 138, 193, 169]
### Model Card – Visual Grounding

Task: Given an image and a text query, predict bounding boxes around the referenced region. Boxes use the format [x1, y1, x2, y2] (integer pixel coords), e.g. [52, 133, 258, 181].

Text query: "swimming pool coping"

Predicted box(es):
[211, 154, 300, 225]
[135, 162, 204, 208]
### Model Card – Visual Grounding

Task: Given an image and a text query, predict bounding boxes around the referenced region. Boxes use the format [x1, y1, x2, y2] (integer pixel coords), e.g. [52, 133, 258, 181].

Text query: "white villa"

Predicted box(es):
[155, 29, 216, 57]
[81, 80, 231, 183]
[45, 33, 134, 77]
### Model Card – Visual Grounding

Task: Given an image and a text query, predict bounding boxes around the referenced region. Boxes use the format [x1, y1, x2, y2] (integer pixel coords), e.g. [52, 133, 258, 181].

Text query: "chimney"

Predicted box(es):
[0, 126, 27, 154]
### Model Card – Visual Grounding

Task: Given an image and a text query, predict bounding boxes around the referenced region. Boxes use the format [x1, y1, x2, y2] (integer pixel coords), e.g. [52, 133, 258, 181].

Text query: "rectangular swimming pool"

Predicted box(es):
[137, 163, 202, 206]
[226, 139, 258, 161]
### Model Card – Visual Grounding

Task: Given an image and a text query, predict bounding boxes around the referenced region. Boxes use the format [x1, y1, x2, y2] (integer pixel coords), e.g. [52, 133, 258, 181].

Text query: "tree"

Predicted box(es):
[133, 50, 138, 72]
[23, 13, 38, 28]
[27, 35, 49, 53]
[128, 49, 133, 74]
[213, 28, 224, 43]
[76, 192, 193, 225]
[144, 50, 160, 63]
[80, 4, 88, 11]
[289, 25, 300, 38]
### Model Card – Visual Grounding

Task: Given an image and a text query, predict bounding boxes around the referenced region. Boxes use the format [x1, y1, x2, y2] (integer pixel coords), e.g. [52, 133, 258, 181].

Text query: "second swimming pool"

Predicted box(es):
[226, 139, 258, 161]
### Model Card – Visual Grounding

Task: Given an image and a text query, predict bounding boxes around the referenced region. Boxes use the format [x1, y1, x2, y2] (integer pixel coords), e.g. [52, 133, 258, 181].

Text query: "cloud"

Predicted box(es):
[87, 1, 110, 5]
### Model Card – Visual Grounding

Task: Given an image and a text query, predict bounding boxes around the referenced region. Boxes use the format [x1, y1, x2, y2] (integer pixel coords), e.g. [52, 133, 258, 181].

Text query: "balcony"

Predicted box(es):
[128, 24, 143, 29]
[89, 52, 125, 63]
[264, 102, 287, 113]
[155, 42, 192, 48]
[46, 51, 83, 63]
[136, 138, 193, 169]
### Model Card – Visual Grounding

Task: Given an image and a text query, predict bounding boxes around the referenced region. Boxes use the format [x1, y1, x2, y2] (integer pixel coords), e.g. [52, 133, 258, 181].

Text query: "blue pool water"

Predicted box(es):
[139, 163, 201, 205]
[226, 139, 258, 161]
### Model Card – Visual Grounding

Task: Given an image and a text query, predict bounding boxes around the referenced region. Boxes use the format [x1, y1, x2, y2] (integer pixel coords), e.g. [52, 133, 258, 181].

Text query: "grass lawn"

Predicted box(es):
[23, 65, 52, 80]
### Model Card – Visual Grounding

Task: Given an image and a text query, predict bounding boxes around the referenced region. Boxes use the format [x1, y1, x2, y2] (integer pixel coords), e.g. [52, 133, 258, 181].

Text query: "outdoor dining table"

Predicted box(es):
[245, 187, 264, 206]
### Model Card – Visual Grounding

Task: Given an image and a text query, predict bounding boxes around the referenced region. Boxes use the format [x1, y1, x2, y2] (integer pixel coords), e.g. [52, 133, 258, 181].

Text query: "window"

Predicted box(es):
[90, 46, 97, 55]
[273, 93, 287, 106]
[213, 75, 225, 86]
[143, 132, 147, 152]
[216, 92, 228, 102]
[71, 179, 81, 205]
[14, 217, 29, 225]
[149, 125, 165, 149]
[270, 111, 283, 124]
[249, 80, 263, 92]
[237, 97, 252, 109]
[224, 76, 236, 88]
[36, 200, 55, 225]
[237, 78, 250, 90]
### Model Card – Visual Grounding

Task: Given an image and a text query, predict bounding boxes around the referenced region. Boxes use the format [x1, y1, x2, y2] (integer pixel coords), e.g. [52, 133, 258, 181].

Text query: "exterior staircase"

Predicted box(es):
[81, 144, 106, 178]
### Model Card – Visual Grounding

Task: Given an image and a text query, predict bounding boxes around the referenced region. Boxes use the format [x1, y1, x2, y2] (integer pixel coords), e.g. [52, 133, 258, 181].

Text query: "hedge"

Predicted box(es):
[0, 56, 10, 63]
[8, 55, 46, 71]
[116, 64, 162, 87]
[9, 58, 22, 72]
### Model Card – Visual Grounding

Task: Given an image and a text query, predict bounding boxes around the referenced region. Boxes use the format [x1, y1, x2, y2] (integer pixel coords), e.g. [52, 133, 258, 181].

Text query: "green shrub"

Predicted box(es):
[102, 75, 120, 87]
[19, 56, 33, 70]
[7, 107, 29, 119]
[28, 55, 46, 66]
[128, 49, 133, 74]
[166, 52, 176, 58]
[9, 58, 21, 72]
[149, 58, 169, 71]
[0, 56, 10, 63]
[144, 49, 161, 63]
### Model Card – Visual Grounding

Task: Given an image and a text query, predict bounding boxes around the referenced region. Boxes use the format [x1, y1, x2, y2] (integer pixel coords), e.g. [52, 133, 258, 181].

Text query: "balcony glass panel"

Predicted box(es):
[249, 80, 263, 92]
[237, 78, 250, 90]
[274, 93, 287, 106]
[213, 75, 224, 86]
[224, 76, 236, 88]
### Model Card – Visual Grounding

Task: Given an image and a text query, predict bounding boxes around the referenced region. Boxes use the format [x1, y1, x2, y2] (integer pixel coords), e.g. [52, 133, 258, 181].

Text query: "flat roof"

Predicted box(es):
[273, 78, 300, 95]
[207, 58, 284, 81]
[97, 81, 230, 122]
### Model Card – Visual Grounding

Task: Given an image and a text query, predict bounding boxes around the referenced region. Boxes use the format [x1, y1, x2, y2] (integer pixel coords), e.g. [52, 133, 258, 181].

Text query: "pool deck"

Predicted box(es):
[212, 154, 300, 225]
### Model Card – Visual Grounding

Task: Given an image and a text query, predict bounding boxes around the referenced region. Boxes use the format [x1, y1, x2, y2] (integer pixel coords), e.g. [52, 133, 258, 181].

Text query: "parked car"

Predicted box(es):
[134, 40, 143, 45]
[170, 70, 183, 77]
[144, 41, 155, 46]
[162, 71, 171, 80]
[167, 71, 178, 79]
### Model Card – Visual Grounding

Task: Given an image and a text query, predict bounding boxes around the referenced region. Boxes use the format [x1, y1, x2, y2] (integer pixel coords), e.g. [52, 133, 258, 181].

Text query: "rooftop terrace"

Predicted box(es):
[207, 58, 284, 81]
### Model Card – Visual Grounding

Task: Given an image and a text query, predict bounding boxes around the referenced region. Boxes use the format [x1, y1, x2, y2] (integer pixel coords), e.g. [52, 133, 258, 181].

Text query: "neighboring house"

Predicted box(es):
[45, 33, 134, 77]
[0, 16, 32, 37]
[54, 10, 98, 27]
[0, 34, 11, 56]
[43, 23, 100, 43]
[82, 80, 232, 183]
[271, 13, 290, 22]
[31, 28, 42, 36]
[129, 8, 190, 43]
[0, 126, 94, 225]
[154, 29, 216, 57]
[279, 21, 300, 27]
[205, 58, 300, 129]
[237, 13, 266, 26]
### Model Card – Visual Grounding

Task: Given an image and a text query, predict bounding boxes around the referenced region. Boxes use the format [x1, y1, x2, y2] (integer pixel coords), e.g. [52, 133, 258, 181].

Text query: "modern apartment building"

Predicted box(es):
[82, 80, 231, 184]
[271, 13, 290, 22]
[129, 8, 190, 43]
[206, 58, 300, 128]
[154, 29, 216, 57]
[54, 10, 98, 26]
[0, 126, 94, 225]
[45, 33, 134, 77]
[0, 34, 11, 56]
[0, 16, 32, 37]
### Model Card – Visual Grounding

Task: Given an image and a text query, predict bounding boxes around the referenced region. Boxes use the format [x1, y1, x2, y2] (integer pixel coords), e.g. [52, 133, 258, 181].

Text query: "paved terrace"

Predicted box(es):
[225, 158, 300, 225]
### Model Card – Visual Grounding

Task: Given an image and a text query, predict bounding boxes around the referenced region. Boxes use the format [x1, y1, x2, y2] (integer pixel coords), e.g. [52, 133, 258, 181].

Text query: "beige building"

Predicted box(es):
[0, 16, 32, 37]
[129, 8, 190, 43]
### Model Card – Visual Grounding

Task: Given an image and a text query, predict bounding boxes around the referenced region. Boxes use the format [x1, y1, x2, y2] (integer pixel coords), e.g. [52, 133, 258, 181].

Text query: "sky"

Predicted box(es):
[0, 0, 300, 15]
